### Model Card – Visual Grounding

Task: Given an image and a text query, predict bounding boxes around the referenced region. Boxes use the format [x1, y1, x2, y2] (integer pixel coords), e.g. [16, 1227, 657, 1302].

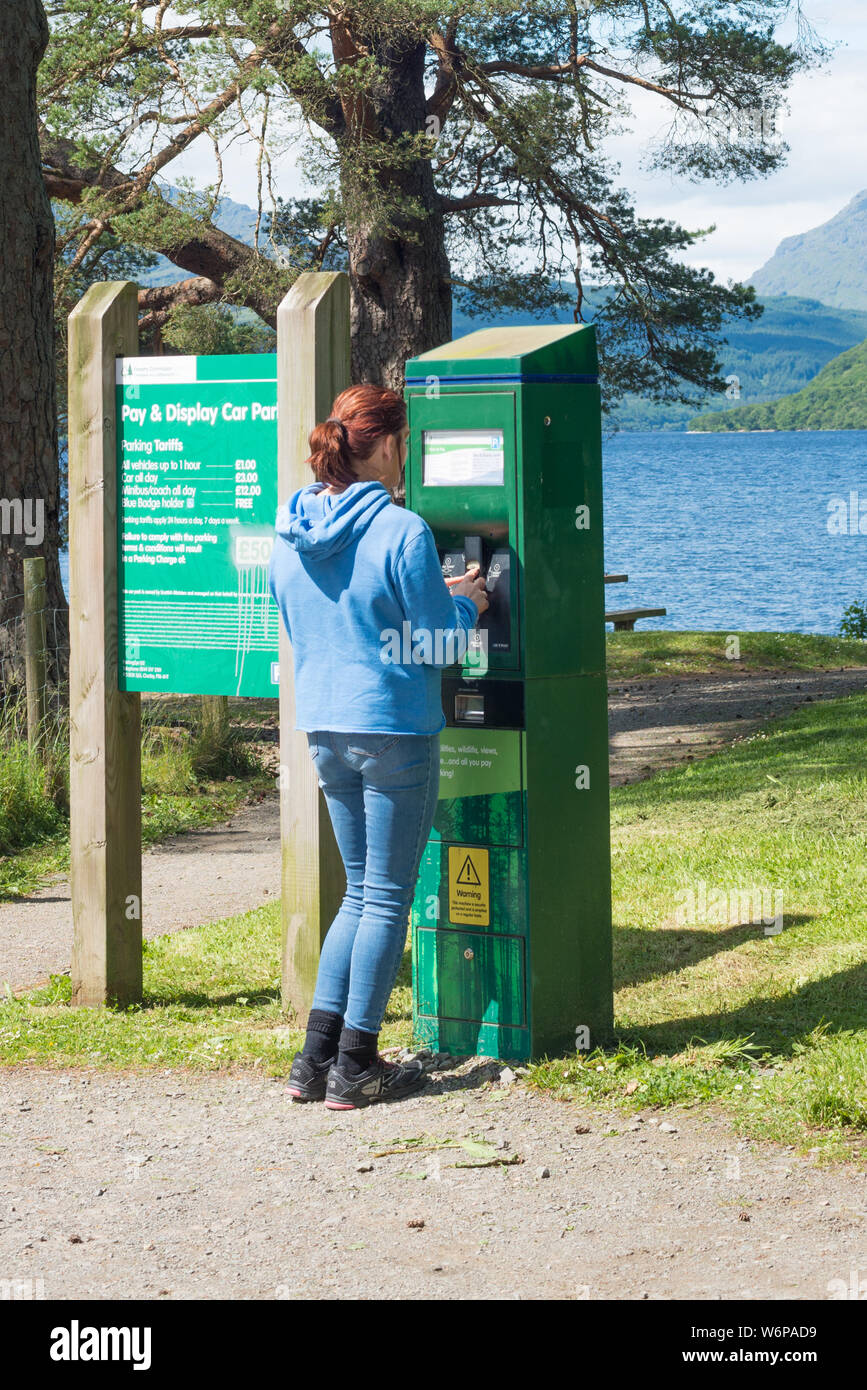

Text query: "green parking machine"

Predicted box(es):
[404, 324, 613, 1062]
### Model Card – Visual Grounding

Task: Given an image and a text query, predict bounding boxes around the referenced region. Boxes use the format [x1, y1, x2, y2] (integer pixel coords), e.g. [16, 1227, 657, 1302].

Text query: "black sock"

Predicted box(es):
[337, 1026, 379, 1077]
[301, 1009, 343, 1063]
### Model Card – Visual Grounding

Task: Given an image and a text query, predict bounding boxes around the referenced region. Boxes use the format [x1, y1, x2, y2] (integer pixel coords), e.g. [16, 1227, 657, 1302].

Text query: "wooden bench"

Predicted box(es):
[605, 607, 667, 631]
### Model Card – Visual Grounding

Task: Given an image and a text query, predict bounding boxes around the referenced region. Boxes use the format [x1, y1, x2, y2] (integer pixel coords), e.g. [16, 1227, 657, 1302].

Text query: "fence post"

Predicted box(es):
[276, 272, 351, 1021]
[200, 694, 229, 741]
[68, 281, 142, 1007]
[23, 556, 48, 754]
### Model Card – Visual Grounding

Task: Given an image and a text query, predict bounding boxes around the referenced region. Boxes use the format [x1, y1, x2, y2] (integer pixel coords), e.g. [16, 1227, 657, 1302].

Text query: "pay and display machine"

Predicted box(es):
[404, 324, 613, 1061]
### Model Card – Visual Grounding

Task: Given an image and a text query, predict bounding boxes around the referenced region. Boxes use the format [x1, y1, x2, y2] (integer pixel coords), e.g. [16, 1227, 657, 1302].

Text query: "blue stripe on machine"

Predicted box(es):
[405, 372, 599, 385]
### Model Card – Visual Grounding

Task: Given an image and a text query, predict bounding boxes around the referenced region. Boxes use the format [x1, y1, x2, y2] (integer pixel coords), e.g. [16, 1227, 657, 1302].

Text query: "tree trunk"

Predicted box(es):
[0, 0, 65, 666]
[342, 38, 451, 389]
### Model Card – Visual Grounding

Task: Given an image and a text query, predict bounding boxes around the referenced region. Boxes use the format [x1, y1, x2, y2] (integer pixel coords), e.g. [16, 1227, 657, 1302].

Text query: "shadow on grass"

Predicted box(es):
[132, 920, 861, 1078]
[137, 939, 414, 1016]
[613, 916, 814, 989]
[615, 958, 867, 1059]
[140, 986, 281, 1010]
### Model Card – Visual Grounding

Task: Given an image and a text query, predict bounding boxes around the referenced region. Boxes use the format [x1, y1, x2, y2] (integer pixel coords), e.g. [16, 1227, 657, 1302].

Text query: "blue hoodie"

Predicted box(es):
[268, 480, 478, 735]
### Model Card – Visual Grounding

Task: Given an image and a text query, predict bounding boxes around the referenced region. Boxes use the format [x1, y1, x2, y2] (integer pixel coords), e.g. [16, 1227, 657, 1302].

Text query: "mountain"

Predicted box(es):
[748, 189, 867, 312]
[688, 336, 867, 432]
[609, 296, 867, 430]
[456, 294, 867, 430]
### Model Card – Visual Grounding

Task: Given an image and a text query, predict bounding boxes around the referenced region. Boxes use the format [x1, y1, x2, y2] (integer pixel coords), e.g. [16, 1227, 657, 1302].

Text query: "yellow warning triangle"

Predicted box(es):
[456, 854, 481, 885]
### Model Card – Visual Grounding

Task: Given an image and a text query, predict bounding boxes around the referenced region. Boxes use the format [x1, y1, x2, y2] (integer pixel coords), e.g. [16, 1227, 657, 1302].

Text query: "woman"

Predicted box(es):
[268, 384, 488, 1110]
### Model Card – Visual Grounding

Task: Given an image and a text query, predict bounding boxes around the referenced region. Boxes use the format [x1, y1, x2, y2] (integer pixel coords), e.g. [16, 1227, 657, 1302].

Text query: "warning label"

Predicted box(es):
[448, 846, 490, 926]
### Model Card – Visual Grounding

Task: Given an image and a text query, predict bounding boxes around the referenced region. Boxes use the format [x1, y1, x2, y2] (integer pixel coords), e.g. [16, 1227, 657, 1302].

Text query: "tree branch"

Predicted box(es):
[427, 25, 464, 131]
[42, 132, 289, 327]
[583, 58, 710, 107]
[477, 56, 590, 79]
[441, 193, 518, 212]
[137, 275, 223, 331]
[40, 22, 249, 100]
[53, 18, 299, 284]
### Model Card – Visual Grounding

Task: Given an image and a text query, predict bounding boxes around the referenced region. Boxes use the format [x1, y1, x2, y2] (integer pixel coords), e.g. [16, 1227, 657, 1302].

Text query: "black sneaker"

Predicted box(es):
[325, 1054, 427, 1110]
[287, 1052, 336, 1103]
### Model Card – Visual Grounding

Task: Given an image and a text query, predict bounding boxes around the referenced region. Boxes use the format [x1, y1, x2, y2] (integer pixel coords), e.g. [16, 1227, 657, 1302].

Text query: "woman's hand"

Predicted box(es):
[446, 566, 490, 615]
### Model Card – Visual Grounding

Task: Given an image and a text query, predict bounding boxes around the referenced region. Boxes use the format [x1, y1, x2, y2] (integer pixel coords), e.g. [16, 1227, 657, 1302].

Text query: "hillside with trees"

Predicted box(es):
[689, 336, 867, 431]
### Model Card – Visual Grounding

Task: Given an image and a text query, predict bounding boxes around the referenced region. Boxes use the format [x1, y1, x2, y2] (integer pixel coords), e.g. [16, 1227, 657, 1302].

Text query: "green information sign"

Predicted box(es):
[116, 353, 281, 696]
[438, 729, 521, 800]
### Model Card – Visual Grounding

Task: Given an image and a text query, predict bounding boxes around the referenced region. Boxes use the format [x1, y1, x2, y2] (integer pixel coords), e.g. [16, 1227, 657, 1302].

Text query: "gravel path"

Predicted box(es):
[2, 1063, 864, 1300]
[608, 666, 867, 786]
[3, 667, 867, 993]
[0, 797, 281, 995]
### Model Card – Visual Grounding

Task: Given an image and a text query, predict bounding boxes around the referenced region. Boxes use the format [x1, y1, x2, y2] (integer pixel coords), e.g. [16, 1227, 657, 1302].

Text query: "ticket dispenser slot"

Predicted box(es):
[437, 532, 512, 655]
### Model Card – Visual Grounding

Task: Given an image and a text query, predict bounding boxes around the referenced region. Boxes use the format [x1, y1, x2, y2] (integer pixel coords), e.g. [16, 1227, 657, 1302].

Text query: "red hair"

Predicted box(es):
[306, 384, 407, 488]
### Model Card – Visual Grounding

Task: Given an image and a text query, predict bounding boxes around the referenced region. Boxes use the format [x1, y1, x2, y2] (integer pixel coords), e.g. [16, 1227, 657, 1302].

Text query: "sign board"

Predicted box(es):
[116, 353, 281, 696]
[448, 845, 490, 926]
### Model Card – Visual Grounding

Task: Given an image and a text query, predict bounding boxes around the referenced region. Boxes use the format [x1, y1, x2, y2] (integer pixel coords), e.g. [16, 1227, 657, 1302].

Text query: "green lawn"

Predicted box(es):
[605, 629, 867, 680]
[529, 689, 867, 1159]
[1, 687, 864, 1161]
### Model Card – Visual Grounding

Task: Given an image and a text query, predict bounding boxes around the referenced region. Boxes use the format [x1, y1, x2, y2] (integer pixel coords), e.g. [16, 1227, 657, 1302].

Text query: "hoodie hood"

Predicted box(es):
[274, 480, 392, 561]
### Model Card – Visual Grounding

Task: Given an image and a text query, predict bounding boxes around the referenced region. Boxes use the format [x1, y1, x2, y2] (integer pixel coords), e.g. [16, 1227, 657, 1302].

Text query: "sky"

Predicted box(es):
[606, 0, 867, 283]
[171, 1, 867, 286]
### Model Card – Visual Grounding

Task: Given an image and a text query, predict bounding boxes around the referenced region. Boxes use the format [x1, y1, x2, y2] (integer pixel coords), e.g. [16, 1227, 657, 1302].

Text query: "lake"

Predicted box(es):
[601, 430, 867, 634]
[59, 429, 867, 636]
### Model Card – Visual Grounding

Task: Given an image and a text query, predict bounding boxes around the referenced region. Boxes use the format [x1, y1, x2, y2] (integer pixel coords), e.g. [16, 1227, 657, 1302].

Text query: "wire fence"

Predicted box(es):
[0, 595, 70, 735]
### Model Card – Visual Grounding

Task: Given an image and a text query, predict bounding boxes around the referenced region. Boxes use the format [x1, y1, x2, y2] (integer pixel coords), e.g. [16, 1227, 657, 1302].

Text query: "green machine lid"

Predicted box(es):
[405, 322, 597, 384]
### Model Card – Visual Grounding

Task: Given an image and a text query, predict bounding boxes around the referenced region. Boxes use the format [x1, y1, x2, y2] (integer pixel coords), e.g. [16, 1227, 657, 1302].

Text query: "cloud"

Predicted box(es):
[600, 4, 865, 282]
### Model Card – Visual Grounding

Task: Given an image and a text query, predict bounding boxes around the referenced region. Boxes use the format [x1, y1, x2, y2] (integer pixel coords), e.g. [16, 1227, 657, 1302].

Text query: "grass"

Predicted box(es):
[526, 690, 867, 1160]
[0, 738, 65, 857]
[0, 696, 69, 896]
[0, 903, 412, 1066]
[1, 648, 865, 1161]
[605, 629, 867, 680]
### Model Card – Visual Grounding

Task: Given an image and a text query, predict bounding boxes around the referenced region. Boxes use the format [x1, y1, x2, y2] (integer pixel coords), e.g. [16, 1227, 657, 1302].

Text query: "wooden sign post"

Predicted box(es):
[65, 272, 350, 1015]
[276, 272, 351, 1022]
[68, 281, 143, 1006]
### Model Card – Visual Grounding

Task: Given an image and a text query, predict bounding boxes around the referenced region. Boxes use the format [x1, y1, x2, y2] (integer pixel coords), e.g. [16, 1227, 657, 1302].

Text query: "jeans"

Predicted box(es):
[308, 730, 440, 1033]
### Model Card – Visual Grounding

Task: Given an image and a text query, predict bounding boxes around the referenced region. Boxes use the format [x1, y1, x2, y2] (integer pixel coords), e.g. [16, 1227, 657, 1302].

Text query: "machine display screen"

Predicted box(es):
[422, 429, 505, 487]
